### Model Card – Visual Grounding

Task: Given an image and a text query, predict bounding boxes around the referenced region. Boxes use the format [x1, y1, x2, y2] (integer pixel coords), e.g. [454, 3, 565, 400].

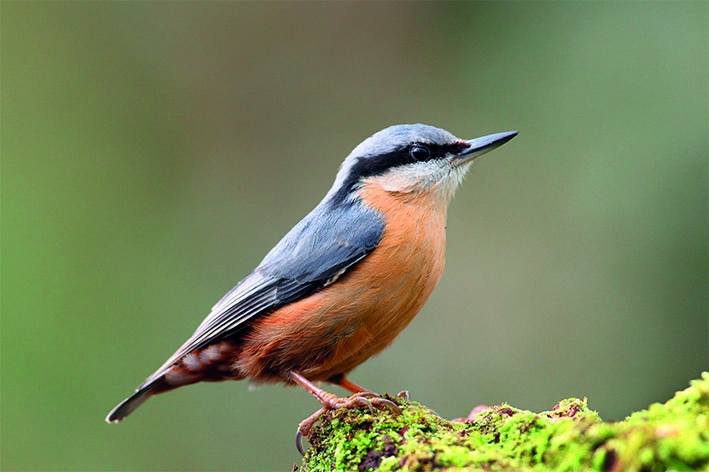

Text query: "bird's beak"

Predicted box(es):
[453, 131, 518, 165]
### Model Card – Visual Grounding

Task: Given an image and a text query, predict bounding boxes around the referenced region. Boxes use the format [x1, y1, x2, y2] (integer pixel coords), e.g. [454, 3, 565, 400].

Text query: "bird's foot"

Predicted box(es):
[296, 407, 326, 456]
[295, 392, 400, 456]
[319, 390, 400, 413]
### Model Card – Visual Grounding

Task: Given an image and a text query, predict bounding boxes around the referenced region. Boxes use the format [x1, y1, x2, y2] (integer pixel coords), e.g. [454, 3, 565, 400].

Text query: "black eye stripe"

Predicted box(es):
[329, 142, 465, 205]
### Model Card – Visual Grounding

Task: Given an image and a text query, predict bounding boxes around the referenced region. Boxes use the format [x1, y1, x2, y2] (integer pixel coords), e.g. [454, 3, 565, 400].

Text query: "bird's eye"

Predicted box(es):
[409, 145, 430, 161]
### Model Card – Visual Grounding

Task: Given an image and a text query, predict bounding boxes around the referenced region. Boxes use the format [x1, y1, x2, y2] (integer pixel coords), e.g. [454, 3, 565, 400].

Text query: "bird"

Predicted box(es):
[106, 124, 517, 451]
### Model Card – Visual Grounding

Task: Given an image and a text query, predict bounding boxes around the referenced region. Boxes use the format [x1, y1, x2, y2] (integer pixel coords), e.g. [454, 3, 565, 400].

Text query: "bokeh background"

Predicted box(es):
[2, 1, 707, 470]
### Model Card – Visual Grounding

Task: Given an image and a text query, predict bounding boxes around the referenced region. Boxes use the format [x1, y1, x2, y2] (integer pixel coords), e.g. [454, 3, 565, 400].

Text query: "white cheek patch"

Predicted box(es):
[374, 159, 465, 195]
[374, 173, 410, 192]
[394, 161, 445, 191]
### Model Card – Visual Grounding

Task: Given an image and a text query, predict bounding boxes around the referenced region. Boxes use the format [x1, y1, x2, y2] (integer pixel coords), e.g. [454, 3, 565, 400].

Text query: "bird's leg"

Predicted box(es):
[328, 373, 373, 395]
[331, 373, 410, 401]
[291, 371, 398, 411]
[290, 371, 400, 455]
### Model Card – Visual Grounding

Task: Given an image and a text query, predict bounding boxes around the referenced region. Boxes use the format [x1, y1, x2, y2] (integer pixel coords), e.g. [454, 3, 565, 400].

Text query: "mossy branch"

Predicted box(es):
[299, 373, 709, 471]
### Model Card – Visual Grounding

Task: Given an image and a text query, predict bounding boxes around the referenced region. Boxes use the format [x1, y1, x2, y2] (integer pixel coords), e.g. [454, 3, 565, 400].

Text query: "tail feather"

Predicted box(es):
[106, 380, 159, 423]
[107, 361, 212, 423]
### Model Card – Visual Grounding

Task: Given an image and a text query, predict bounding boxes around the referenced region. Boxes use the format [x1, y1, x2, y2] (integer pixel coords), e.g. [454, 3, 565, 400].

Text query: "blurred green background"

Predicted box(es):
[2, 1, 707, 470]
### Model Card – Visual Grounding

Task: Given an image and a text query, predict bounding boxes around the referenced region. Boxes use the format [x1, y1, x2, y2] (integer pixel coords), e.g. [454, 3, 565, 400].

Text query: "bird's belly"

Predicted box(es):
[238, 185, 448, 382]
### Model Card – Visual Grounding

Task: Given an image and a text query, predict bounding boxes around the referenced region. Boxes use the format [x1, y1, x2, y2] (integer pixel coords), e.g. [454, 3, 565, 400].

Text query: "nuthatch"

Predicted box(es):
[106, 124, 517, 451]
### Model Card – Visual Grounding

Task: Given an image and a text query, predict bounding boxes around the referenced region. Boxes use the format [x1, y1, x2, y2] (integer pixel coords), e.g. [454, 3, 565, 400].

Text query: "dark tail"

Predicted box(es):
[106, 378, 161, 423]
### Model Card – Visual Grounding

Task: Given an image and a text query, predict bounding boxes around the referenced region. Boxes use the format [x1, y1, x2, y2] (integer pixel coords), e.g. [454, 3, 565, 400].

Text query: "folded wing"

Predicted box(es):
[141, 200, 384, 388]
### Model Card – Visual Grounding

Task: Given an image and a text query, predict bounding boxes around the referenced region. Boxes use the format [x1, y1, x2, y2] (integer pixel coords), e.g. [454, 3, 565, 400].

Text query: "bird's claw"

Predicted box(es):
[294, 392, 401, 455]
[349, 393, 400, 415]
[356, 390, 379, 398]
[356, 396, 375, 414]
[295, 430, 307, 457]
[396, 390, 411, 401]
[296, 406, 327, 456]
[375, 397, 401, 414]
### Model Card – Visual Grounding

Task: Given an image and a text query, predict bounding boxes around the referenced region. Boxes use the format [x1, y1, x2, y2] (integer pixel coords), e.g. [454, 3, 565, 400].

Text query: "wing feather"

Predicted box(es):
[142, 200, 383, 386]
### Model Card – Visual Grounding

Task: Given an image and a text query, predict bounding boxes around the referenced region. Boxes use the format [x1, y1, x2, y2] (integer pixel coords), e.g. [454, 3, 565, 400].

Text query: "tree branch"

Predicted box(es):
[299, 373, 709, 471]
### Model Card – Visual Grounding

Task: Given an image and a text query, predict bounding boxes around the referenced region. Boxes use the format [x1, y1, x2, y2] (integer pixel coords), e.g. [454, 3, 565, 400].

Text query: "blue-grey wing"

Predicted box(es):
[257, 200, 384, 282]
[142, 201, 383, 385]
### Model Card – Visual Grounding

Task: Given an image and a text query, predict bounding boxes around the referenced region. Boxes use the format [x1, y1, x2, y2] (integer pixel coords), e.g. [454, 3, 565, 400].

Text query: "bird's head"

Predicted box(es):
[326, 124, 517, 204]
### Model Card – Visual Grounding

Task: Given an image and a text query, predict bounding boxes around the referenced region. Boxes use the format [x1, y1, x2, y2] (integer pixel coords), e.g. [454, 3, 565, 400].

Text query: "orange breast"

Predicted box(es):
[236, 178, 450, 382]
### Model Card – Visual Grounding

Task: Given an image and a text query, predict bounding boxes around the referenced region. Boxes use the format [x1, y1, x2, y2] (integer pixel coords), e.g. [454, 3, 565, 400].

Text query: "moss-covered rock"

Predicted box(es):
[300, 373, 709, 471]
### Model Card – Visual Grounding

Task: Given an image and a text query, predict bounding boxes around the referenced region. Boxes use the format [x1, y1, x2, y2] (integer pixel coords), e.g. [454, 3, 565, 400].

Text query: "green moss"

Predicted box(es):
[300, 373, 709, 471]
